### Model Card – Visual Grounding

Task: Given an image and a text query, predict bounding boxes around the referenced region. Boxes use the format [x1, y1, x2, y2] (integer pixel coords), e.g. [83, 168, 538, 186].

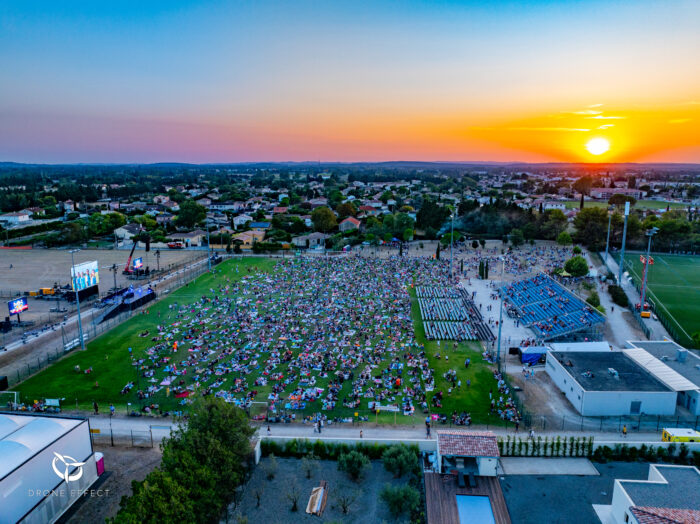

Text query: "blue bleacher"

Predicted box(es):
[500, 274, 605, 339]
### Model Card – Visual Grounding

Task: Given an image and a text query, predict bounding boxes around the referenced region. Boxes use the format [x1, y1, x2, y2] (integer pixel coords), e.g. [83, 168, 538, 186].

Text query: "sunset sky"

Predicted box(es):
[1, 0, 698, 164]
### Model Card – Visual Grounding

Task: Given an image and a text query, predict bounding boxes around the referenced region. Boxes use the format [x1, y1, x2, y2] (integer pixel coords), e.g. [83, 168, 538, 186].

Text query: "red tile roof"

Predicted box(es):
[631, 507, 700, 524]
[437, 430, 499, 457]
[341, 217, 360, 226]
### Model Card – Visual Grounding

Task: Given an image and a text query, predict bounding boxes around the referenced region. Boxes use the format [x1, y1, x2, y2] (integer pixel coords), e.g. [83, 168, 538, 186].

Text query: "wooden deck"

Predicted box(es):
[424, 472, 511, 524]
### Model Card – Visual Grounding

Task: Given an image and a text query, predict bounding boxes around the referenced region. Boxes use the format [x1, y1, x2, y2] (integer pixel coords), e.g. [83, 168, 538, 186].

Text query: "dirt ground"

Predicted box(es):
[64, 445, 162, 524]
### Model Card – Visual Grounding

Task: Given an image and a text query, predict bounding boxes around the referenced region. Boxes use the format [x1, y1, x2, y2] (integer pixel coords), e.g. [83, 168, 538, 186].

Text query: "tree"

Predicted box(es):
[573, 176, 593, 196]
[479, 238, 486, 248]
[382, 445, 417, 478]
[311, 206, 337, 232]
[435, 242, 440, 260]
[556, 231, 572, 245]
[564, 256, 588, 277]
[285, 479, 301, 512]
[608, 194, 637, 208]
[176, 200, 206, 229]
[573, 207, 609, 249]
[112, 470, 196, 524]
[417, 198, 450, 230]
[580, 193, 585, 210]
[263, 454, 278, 480]
[472, 240, 479, 249]
[337, 451, 370, 481]
[334, 484, 359, 515]
[335, 202, 356, 219]
[628, 176, 637, 189]
[301, 455, 318, 479]
[380, 484, 420, 518]
[510, 228, 524, 247]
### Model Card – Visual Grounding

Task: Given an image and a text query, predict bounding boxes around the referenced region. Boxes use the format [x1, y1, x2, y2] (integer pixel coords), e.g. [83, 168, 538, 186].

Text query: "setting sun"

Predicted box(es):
[585, 137, 610, 156]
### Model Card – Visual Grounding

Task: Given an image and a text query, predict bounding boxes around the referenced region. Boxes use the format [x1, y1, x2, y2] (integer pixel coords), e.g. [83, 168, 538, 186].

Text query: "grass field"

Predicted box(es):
[621, 252, 700, 346]
[563, 200, 687, 210]
[15, 257, 501, 425]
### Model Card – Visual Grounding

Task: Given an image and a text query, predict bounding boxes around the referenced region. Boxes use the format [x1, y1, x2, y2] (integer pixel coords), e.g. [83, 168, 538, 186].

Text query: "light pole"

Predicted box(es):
[496, 256, 505, 373]
[449, 209, 455, 281]
[206, 220, 212, 272]
[69, 249, 86, 350]
[617, 201, 630, 285]
[604, 205, 614, 263]
[639, 227, 658, 309]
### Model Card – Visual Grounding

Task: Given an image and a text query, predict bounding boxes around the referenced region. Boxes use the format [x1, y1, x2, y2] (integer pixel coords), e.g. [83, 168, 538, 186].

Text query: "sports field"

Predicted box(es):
[622, 252, 700, 346]
[14, 256, 504, 425]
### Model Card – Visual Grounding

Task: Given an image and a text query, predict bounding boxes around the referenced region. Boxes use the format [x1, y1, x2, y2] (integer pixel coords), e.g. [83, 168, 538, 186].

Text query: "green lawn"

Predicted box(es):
[15, 257, 499, 426]
[15, 258, 276, 411]
[621, 253, 700, 346]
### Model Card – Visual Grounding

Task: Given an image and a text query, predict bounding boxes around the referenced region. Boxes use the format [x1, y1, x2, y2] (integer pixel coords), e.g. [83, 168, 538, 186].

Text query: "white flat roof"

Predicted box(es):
[623, 348, 697, 392]
[0, 414, 83, 479]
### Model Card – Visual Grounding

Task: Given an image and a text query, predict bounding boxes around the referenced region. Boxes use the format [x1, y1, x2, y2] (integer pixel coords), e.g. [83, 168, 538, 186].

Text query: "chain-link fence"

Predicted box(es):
[90, 427, 155, 448]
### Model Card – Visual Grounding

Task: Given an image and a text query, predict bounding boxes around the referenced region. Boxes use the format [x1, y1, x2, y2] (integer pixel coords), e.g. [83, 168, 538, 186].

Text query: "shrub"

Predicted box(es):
[382, 445, 418, 478]
[338, 451, 370, 481]
[608, 285, 629, 307]
[264, 454, 278, 480]
[586, 291, 601, 308]
[380, 484, 420, 517]
[556, 231, 572, 245]
[573, 245, 582, 254]
[564, 255, 588, 277]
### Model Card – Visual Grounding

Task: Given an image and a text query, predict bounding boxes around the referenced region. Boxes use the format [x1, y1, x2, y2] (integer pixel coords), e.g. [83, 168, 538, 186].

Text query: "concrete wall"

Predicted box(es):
[477, 456, 498, 476]
[678, 389, 700, 416]
[546, 354, 586, 414]
[610, 480, 636, 524]
[546, 352, 677, 416]
[261, 435, 437, 452]
[582, 390, 677, 417]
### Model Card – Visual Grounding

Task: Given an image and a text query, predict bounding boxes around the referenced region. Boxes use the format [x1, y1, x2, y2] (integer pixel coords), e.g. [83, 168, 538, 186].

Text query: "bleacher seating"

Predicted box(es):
[500, 274, 605, 339]
[416, 286, 495, 342]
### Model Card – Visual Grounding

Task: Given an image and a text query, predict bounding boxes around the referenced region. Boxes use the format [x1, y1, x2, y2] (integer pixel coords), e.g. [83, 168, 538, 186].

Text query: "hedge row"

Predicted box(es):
[261, 438, 419, 461]
[498, 436, 594, 457]
[593, 443, 700, 466]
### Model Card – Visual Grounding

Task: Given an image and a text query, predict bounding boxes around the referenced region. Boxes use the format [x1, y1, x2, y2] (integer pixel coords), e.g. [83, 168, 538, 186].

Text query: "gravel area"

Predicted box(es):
[63, 445, 162, 524]
[233, 457, 413, 523]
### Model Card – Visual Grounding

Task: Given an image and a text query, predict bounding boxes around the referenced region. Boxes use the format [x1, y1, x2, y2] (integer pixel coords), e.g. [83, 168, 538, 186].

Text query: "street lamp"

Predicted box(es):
[639, 227, 659, 310]
[206, 219, 212, 272]
[496, 256, 505, 373]
[69, 249, 86, 351]
[449, 208, 455, 281]
[604, 205, 614, 264]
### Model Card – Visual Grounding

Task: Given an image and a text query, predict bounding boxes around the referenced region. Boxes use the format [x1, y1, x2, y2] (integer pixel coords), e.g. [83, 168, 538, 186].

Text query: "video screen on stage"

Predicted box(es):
[71, 260, 99, 291]
[8, 297, 28, 316]
[133, 257, 143, 270]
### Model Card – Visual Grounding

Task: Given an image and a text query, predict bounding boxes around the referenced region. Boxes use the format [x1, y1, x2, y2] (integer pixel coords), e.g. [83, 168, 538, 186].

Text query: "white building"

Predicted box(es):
[625, 340, 700, 415]
[546, 350, 677, 416]
[598, 464, 700, 524]
[0, 211, 31, 225]
[232, 214, 253, 230]
[0, 413, 101, 524]
[436, 430, 500, 477]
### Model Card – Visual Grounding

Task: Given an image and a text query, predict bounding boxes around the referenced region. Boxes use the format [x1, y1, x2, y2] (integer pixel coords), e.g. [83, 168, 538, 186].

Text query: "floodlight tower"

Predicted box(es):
[640, 227, 659, 309]
[69, 249, 86, 350]
[449, 208, 455, 280]
[617, 201, 630, 285]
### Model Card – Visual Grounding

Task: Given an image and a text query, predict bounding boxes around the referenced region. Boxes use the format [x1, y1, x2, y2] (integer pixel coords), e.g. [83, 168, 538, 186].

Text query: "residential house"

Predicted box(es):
[156, 213, 175, 225]
[249, 222, 271, 231]
[232, 214, 253, 229]
[0, 211, 30, 225]
[232, 230, 265, 249]
[339, 216, 361, 232]
[273, 206, 288, 214]
[291, 232, 330, 249]
[167, 229, 207, 247]
[63, 200, 75, 212]
[196, 197, 212, 207]
[114, 223, 143, 240]
[161, 200, 180, 212]
[21, 207, 45, 217]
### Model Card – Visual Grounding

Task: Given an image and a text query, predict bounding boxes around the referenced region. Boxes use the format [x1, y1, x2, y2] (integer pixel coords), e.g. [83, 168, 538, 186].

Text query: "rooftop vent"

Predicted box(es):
[608, 368, 619, 378]
[677, 349, 688, 363]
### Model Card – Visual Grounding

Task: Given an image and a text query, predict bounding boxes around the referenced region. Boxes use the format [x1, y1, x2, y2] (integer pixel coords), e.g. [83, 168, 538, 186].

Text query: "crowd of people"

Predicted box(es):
[122, 255, 503, 421]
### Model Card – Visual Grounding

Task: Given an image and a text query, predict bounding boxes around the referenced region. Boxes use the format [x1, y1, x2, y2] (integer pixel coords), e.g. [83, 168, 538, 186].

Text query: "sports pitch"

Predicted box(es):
[622, 252, 700, 346]
[14, 256, 503, 425]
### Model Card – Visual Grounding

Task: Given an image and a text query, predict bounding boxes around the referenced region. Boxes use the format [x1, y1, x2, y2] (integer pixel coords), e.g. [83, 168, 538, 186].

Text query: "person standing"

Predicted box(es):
[622, 424, 627, 438]
[93, 400, 99, 415]
[109, 404, 115, 417]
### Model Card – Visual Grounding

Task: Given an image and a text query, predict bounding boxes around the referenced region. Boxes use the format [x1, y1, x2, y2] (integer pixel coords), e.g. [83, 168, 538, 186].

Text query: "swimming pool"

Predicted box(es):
[455, 495, 496, 524]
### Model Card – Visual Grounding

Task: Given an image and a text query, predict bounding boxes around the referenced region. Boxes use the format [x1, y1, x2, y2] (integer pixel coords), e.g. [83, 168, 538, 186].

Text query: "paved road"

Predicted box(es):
[85, 414, 665, 444]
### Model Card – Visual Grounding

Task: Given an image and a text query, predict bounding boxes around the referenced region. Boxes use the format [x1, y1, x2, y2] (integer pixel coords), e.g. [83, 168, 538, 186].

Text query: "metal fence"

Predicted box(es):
[90, 427, 155, 448]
